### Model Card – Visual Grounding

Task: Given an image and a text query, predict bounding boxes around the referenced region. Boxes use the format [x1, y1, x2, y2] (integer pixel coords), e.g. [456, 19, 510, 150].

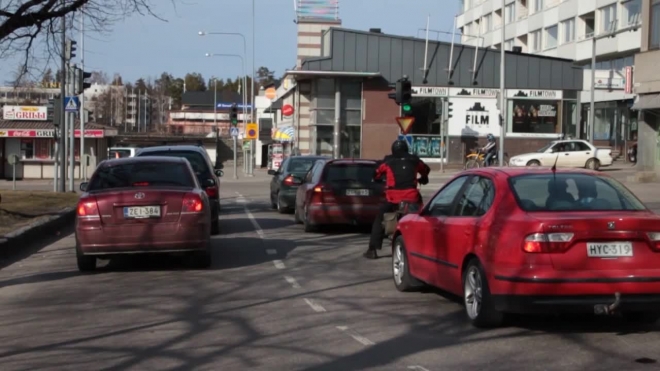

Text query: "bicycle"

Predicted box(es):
[464, 148, 510, 169]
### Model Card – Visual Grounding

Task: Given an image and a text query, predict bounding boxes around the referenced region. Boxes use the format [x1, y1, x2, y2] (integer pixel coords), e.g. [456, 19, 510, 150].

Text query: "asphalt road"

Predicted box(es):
[0, 179, 659, 370]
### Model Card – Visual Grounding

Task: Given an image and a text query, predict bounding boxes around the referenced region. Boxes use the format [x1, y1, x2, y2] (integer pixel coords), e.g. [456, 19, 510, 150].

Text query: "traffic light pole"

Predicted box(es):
[80, 9, 86, 181]
[498, 0, 506, 167]
[69, 65, 76, 192]
[59, 2, 66, 193]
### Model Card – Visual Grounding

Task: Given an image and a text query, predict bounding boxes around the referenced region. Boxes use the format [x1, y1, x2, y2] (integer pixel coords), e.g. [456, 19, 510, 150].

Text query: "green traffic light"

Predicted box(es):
[231, 119, 238, 126]
[402, 103, 412, 113]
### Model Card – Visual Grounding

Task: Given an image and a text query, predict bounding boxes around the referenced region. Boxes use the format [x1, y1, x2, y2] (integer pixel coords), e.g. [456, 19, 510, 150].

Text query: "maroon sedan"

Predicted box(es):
[75, 156, 212, 272]
[294, 159, 384, 232]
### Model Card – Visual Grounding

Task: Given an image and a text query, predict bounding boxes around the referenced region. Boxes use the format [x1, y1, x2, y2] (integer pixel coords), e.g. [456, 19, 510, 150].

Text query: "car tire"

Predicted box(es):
[464, 159, 480, 170]
[270, 193, 277, 209]
[622, 311, 660, 324]
[293, 205, 303, 224]
[76, 244, 96, 272]
[463, 259, 504, 328]
[526, 160, 541, 167]
[192, 248, 212, 269]
[585, 158, 600, 170]
[392, 236, 422, 292]
[276, 193, 289, 214]
[303, 205, 318, 233]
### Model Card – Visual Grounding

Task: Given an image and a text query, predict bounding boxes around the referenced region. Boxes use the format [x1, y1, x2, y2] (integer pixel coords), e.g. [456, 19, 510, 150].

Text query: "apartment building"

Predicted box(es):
[457, 0, 642, 151]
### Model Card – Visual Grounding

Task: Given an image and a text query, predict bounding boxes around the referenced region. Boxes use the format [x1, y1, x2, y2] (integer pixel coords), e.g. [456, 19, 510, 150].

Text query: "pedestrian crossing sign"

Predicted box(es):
[64, 96, 80, 112]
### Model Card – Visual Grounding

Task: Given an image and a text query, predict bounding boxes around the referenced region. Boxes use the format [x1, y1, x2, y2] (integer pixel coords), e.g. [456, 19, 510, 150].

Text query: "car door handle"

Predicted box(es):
[586, 152, 590, 155]
[565, 153, 569, 156]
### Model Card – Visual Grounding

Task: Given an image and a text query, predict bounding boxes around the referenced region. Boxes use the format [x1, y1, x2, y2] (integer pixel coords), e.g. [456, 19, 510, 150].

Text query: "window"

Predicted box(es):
[140, 150, 210, 178]
[652, 0, 660, 49]
[504, 38, 514, 50]
[287, 158, 317, 174]
[561, 18, 575, 44]
[505, 4, 515, 24]
[483, 13, 492, 33]
[109, 149, 132, 159]
[622, 0, 641, 27]
[600, 4, 617, 34]
[508, 100, 560, 134]
[533, 0, 544, 13]
[313, 78, 335, 125]
[88, 161, 196, 191]
[312, 79, 362, 158]
[455, 176, 495, 217]
[20, 140, 34, 159]
[545, 25, 558, 49]
[426, 176, 468, 217]
[509, 173, 646, 212]
[323, 163, 377, 183]
[530, 29, 542, 52]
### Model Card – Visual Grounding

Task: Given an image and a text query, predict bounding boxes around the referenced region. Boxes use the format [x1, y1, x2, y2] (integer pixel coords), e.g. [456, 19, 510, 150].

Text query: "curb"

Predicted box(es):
[0, 207, 76, 259]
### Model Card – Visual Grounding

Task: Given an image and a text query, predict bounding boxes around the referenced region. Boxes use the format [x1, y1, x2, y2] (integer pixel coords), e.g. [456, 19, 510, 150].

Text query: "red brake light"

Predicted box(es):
[646, 232, 660, 251]
[205, 186, 218, 198]
[283, 175, 302, 186]
[77, 197, 99, 217]
[133, 182, 149, 186]
[182, 193, 204, 213]
[310, 184, 335, 204]
[523, 233, 574, 253]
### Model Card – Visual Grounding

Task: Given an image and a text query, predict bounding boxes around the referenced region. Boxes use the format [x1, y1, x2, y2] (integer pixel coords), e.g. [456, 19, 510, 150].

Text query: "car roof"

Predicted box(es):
[137, 145, 206, 154]
[100, 156, 188, 167]
[288, 155, 330, 160]
[327, 158, 378, 165]
[462, 167, 603, 178]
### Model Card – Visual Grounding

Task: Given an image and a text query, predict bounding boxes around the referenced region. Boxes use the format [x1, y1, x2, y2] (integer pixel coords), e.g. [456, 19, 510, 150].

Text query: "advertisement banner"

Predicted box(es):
[447, 97, 500, 137]
[2, 106, 48, 121]
[399, 134, 447, 163]
[0, 129, 104, 138]
[511, 100, 558, 134]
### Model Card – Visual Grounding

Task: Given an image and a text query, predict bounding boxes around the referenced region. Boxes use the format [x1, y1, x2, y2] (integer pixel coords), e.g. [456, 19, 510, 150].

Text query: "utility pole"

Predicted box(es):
[59, 0, 66, 193]
[69, 64, 75, 192]
[79, 8, 86, 180]
[498, 0, 506, 167]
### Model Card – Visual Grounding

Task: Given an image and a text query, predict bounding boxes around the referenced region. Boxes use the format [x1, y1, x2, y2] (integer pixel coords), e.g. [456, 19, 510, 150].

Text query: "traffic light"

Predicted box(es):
[65, 39, 77, 61]
[447, 101, 454, 119]
[230, 103, 238, 126]
[47, 97, 62, 128]
[388, 76, 413, 115]
[75, 68, 92, 94]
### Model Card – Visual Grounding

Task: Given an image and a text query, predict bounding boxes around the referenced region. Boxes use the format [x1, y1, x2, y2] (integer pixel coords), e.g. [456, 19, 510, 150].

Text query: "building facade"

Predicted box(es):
[457, 0, 642, 154]
[630, 0, 660, 178]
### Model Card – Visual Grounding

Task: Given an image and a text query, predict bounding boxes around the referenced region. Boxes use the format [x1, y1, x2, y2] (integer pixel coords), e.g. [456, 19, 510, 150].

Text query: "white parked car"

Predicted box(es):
[508, 139, 613, 170]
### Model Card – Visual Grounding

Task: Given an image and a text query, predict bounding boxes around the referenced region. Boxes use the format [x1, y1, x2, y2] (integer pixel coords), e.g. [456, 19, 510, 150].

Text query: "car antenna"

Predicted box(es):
[551, 154, 559, 173]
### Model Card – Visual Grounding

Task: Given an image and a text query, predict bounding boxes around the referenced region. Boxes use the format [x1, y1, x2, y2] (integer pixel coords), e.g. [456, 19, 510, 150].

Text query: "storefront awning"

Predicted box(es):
[632, 94, 660, 111]
[272, 126, 295, 142]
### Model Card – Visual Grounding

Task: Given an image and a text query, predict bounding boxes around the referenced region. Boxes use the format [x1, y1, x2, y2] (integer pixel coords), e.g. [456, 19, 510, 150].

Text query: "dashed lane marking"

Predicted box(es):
[303, 298, 326, 312]
[336, 326, 375, 346]
[236, 192, 264, 239]
[408, 366, 431, 371]
[284, 275, 301, 289]
[273, 260, 286, 269]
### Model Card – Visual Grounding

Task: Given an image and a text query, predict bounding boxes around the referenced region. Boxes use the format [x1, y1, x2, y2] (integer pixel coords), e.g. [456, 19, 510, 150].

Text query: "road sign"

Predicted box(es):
[397, 134, 413, 147]
[230, 127, 239, 137]
[395, 116, 415, 135]
[245, 123, 258, 140]
[64, 96, 80, 112]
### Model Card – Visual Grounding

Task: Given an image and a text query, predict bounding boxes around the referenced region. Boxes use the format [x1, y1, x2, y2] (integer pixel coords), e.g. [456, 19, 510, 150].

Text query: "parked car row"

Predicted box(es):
[75, 145, 224, 272]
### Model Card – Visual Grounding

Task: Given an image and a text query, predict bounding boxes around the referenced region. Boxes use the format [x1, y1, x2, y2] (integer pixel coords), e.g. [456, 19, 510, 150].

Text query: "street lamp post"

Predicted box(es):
[212, 77, 219, 167]
[205, 53, 246, 180]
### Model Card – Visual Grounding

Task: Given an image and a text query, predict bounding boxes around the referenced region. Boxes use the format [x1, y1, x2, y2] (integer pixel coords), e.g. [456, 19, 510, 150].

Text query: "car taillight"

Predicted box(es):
[283, 175, 302, 186]
[311, 185, 335, 204]
[133, 182, 149, 186]
[523, 233, 574, 253]
[205, 186, 218, 198]
[646, 232, 660, 251]
[182, 193, 204, 213]
[77, 197, 99, 217]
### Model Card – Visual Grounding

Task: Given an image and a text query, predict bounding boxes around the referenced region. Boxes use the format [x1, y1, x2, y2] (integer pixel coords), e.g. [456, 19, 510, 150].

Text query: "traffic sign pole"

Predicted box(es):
[233, 136, 238, 179]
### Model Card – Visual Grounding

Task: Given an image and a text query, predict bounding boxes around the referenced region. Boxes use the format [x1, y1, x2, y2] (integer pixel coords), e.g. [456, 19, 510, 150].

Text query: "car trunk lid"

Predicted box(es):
[94, 188, 188, 225]
[322, 163, 383, 205]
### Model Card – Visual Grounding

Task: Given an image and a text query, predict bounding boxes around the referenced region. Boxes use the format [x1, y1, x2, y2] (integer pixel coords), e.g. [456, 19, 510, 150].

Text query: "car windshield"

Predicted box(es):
[509, 173, 646, 212]
[324, 163, 377, 183]
[536, 142, 555, 153]
[288, 158, 317, 173]
[140, 151, 210, 177]
[87, 162, 196, 191]
[109, 149, 132, 159]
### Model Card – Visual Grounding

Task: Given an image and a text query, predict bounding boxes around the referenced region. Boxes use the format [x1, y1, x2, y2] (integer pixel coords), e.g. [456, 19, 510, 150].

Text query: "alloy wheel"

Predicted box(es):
[464, 266, 483, 320]
[393, 242, 405, 285]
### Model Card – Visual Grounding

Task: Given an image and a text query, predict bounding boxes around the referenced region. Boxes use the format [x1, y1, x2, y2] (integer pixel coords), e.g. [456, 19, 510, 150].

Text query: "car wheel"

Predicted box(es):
[192, 248, 212, 269]
[270, 193, 277, 209]
[464, 159, 480, 170]
[622, 311, 660, 324]
[585, 158, 600, 170]
[526, 160, 541, 167]
[303, 205, 318, 233]
[293, 205, 303, 224]
[463, 259, 504, 328]
[76, 244, 96, 272]
[392, 236, 422, 292]
[276, 193, 289, 214]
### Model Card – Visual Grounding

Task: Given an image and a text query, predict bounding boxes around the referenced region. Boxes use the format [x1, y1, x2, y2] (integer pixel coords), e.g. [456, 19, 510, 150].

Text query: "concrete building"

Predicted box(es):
[630, 0, 660, 178]
[457, 0, 642, 153]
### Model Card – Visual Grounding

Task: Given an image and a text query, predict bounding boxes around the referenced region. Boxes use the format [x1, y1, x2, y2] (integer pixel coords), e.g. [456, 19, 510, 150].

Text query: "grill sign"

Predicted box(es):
[2, 105, 48, 121]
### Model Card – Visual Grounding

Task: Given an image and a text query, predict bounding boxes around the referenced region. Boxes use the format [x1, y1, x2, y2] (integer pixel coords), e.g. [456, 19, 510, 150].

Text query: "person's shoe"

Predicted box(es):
[363, 250, 378, 259]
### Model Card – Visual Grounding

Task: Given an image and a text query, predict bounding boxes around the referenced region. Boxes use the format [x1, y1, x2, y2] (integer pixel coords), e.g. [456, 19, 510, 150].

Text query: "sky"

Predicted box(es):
[1, 0, 460, 84]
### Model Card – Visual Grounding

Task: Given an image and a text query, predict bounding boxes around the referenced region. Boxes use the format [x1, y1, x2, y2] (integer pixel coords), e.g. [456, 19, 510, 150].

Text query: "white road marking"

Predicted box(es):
[336, 326, 375, 346]
[236, 192, 264, 239]
[266, 249, 277, 255]
[273, 260, 286, 269]
[284, 275, 301, 289]
[408, 366, 431, 371]
[303, 298, 326, 312]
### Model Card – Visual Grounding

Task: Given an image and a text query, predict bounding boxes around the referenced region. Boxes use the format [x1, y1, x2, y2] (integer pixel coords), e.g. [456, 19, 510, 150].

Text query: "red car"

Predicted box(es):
[294, 159, 384, 232]
[392, 167, 660, 327]
[75, 156, 212, 272]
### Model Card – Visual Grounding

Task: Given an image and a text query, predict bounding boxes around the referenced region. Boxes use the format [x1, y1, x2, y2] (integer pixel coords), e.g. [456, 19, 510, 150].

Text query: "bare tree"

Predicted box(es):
[0, 0, 173, 84]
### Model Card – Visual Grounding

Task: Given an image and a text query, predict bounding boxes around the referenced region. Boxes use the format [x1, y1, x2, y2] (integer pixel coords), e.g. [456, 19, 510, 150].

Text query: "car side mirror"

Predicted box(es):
[205, 178, 216, 187]
[267, 169, 277, 176]
[214, 169, 224, 177]
[79, 182, 88, 192]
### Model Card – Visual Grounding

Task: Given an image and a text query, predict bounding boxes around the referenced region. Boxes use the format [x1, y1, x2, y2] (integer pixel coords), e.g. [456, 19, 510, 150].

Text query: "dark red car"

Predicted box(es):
[75, 156, 212, 272]
[294, 159, 384, 232]
[392, 167, 660, 327]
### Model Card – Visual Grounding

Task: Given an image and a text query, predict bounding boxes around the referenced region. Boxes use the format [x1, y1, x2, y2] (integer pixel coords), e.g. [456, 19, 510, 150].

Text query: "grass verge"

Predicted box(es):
[0, 191, 79, 236]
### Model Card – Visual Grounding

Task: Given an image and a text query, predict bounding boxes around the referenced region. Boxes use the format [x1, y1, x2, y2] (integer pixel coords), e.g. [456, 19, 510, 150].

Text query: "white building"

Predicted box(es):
[456, 0, 642, 151]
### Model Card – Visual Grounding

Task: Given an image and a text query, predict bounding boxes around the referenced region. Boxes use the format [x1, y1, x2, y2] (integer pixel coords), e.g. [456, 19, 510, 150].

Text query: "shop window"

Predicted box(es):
[314, 78, 335, 125]
[20, 140, 34, 159]
[312, 79, 362, 158]
[35, 139, 51, 159]
[652, 0, 660, 49]
[508, 100, 561, 134]
[562, 101, 577, 137]
[594, 107, 614, 140]
[408, 97, 442, 135]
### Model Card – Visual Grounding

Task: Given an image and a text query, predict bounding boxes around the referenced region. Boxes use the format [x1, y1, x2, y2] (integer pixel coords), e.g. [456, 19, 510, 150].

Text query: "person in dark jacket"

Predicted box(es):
[364, 139, 431, 259]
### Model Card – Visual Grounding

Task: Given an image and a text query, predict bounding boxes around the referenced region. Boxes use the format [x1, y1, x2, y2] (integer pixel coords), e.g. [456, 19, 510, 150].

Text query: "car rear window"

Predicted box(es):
[139, 151, 210, 176]
[509, 173, 646, 212]
[288, 158, 317, 173]
[88, 162, 196, 191]
[324, 163, 377, 183]
[109, 149, 132, 158]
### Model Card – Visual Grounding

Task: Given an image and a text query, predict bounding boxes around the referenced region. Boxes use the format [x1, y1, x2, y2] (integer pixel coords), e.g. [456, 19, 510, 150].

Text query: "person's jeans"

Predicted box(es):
[368, 202, 398, 250]
[484, 152, 495, 167]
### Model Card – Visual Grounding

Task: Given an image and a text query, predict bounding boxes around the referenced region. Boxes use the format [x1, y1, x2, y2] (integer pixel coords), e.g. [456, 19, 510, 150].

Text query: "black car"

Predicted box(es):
[136, 145, 223, 235]
[268, 155, 329, 213]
